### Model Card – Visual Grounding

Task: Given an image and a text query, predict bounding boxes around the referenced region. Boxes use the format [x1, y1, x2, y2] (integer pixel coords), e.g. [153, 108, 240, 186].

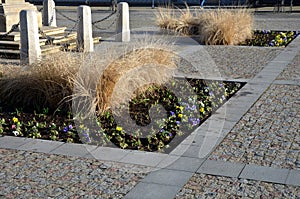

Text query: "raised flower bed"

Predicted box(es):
[240, 30, 299, 47]
[0, 77, 245, 153]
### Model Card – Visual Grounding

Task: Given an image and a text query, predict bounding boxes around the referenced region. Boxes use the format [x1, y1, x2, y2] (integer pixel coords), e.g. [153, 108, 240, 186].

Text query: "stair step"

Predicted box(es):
[0, 40, 19, 50]
[39, 26, 67, 36]
[0, 36, 101, 59]
[0, 31, 20, 41]
[39, 33, 77, 45]
[0, 49, 19, 59]
[0, 27, 67, 41]
[41, 45, 62, 54]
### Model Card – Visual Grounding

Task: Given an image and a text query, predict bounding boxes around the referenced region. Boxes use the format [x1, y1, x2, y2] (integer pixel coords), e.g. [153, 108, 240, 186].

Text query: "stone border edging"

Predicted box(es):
[0, 35, 300, 199]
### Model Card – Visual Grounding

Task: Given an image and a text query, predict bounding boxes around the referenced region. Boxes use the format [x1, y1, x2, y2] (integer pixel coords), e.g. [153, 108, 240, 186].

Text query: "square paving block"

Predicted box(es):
[18, 139, 64, 153]
[141, 168, 193, 187]
[239, 164, 289, 184]
[120, 151, 167, 167]
[90, 146, 130, 161]
[124, 182, 180, 199]
[0, 136, 30, 149]
[285, 169, 300, 186]
[197, 160, 245, 178]
[50, 143, 97, 158]
[161, 156, 205, 172]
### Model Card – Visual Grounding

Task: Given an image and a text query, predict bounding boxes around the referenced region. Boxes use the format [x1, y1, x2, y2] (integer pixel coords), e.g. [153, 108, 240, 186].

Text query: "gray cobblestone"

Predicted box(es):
[0, 148, 151, 198]
[175, 173, 300, 198]
[277, 51, 300, 80]
[209, 84, 300, 170]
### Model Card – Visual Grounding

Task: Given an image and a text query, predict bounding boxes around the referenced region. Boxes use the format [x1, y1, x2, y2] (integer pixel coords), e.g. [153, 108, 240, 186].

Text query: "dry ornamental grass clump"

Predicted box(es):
[156, 7, 253, 45]
[96, 48, 177, 114]
[0, 52, 80, 112]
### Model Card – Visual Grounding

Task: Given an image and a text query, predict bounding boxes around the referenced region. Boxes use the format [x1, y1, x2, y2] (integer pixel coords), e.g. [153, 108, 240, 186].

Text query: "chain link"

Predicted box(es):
[0, 22, 20, 39]
[56, 9, 77, 23]
[92, 11, 116, 25]
[92, 11, 118, 31]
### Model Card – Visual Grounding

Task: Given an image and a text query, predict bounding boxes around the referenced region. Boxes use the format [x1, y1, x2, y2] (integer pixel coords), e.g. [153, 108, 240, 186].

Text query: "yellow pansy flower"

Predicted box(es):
[116, 126, 123, 131]
[178, 114, 183, 118]
[200, 107, 205, 113]
[12, 117, 18, 123]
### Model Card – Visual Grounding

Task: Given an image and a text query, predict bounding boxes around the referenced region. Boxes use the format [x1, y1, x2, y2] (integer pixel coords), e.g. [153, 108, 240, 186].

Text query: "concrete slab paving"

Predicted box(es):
[239, 164, 290, 184]
[89, 146, 131, 161]
[49, 142, 97, 158]
[141, 168, 193, 186]
[18, 138, 64, 153]
[1, 8, 300, 198]
[197, 160, 245, 178]
[158, 156, 205, 172]
[0, 136, 31, 150]
[119, 150, 167, 167]
[124, 182, 180, 199]
[285, 169, 300, 186]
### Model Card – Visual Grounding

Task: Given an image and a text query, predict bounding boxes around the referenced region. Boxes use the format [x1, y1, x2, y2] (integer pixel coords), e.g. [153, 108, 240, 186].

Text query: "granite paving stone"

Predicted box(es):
[175, 173, 300, 198]
[1, 7, 300, 198]
[0, 148, 152, 198]
[210, 84, 300, 170]
[277, 51, 300, 80]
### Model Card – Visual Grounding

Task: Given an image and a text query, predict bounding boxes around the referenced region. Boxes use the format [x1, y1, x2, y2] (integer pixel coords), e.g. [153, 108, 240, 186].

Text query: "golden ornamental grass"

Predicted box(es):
[96, 48, 177, 114]
[0, 52, 80, 112]
[0, 38, 180, 116]
[156, 7, 253, 45]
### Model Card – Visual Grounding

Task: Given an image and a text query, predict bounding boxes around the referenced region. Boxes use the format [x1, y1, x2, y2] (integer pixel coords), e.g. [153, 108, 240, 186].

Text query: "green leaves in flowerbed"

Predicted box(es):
[241, 30, 299, 47]
[0, 78, 245, 153]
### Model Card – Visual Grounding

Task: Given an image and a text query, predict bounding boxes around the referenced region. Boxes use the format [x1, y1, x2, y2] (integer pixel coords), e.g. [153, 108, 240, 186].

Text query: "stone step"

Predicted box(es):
[0, 0, 28, 3]
[0, 36, 101, 58]
[39, 32, 77, 45]
[0, 27, 67, 41]
[0, 40, 19, 50]
[0, 49, 19, 59]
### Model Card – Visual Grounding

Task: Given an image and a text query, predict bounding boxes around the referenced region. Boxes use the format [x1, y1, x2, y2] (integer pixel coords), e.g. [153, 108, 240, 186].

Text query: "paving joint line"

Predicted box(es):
[124, 33, 300, 198]
[0, 32, 299, 198]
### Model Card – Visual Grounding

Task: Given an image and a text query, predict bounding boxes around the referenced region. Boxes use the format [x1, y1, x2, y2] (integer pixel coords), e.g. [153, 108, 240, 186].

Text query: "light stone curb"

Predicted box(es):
[239, 164, 290, 184]
[197, 160, 245, 178]
[1, 27, 300, 199]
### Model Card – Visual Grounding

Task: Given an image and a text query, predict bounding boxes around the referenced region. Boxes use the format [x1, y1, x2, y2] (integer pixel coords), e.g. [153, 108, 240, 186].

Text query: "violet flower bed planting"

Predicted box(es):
[0, 78, 245, 153]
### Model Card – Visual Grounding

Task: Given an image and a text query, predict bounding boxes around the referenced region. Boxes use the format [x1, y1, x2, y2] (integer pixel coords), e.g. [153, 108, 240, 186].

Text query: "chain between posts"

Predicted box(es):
[92, 11, 118, 31]
[56, 9, 77, 23]
[0, 22, 20, 39]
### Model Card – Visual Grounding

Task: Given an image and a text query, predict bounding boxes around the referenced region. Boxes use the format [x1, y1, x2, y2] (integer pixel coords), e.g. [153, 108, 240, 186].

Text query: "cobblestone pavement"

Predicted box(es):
[0, 148, 151, 198]
[209, 84, 300, 170]
[175, 173, 300, 198]
[277, 51, 300, 80]
[202, 46, 281, 79]
[1, 6, 300, 199]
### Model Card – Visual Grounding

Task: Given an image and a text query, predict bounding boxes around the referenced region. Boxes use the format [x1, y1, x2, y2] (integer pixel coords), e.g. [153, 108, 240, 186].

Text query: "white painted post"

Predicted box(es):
[77, 5, 94, 52]
[42, 0, 57, 27]
[20, 10, 41, 65]
[115, 2, 130, 42]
